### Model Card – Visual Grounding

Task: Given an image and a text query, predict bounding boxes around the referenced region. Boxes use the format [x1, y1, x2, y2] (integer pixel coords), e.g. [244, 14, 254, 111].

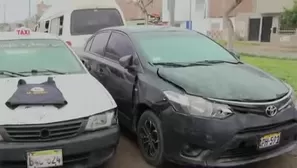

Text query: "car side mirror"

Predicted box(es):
[120, 55, 138, 72]
[119, 55, 133, 68]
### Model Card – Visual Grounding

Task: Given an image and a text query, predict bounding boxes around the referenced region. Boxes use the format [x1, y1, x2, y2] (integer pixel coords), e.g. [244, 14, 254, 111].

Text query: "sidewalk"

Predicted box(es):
[234, 45, 297, 59]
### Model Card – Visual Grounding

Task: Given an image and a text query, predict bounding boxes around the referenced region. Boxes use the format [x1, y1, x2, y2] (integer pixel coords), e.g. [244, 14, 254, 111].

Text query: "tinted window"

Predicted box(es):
[90, 32, 110, 55]
[133, 31, 238, 63]
[106, 32, 134, 60]
[0, 39, 85, 77]
[70, 9, 124, 35]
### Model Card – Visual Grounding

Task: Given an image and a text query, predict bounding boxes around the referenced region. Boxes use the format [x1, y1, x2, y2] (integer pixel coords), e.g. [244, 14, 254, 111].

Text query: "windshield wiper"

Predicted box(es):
[19, 69, 67, 75]
[186, 60, 241, 66]
[0, 70, 28, 77]
[152, 62, 188, 67]
[152, 60, 241, 68]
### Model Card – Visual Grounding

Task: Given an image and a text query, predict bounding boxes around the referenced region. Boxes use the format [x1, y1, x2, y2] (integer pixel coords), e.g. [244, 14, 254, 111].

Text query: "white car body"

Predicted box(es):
[0, 31, 116, 125]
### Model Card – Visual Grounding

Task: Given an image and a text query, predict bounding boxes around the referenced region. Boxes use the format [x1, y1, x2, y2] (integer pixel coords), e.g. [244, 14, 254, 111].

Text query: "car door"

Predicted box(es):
[103, 31, 137, 124]
[83, 31, 111, 85]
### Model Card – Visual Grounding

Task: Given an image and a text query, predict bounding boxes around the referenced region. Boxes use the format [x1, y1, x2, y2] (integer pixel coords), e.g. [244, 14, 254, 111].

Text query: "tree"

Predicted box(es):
[130, 0, 154, 24]
[280, 0, 297, 29]
[223, 0, 244, 51]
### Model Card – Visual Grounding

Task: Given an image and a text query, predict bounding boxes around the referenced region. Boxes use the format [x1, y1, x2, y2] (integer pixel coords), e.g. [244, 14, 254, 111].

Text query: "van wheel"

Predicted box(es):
[137, 110, 164, 167]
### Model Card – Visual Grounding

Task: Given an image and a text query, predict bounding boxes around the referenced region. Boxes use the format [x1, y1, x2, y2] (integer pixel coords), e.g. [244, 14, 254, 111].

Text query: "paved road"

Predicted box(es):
[106, 130, 297, 168]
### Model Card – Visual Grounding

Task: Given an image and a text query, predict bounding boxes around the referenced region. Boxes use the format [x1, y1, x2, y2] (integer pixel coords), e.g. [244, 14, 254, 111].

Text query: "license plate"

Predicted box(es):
[27, 149, 63, 168]
[259, 132, 281, 149]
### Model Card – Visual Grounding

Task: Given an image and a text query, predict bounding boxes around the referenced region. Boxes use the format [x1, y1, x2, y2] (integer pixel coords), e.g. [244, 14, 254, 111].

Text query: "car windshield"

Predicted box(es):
[133, 31, 238, 64]
[0, 39, 85, 77]
[70, 8, 124, 35]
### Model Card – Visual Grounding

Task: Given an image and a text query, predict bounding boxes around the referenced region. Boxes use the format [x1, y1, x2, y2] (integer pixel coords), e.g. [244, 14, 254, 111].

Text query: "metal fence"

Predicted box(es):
[207, 30, 224, 40]
[278, 29, 297, 35]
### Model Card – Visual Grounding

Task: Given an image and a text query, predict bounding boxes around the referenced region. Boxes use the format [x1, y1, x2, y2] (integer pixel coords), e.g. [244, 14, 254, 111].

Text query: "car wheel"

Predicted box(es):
[137, 110, 164, 167]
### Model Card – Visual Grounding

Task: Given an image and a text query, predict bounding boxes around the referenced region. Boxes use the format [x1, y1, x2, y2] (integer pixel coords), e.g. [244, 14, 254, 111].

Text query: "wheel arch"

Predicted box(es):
[133, 103, 160, 132]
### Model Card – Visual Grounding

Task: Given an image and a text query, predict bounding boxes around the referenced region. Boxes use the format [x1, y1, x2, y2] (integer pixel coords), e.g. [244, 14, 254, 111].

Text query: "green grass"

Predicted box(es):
[216, 40, 260, 47]
[242, 55, 297, 93]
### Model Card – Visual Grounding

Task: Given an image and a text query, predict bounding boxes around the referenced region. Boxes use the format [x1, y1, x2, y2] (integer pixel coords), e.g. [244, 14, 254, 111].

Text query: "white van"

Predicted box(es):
[36, 0, 126, 51]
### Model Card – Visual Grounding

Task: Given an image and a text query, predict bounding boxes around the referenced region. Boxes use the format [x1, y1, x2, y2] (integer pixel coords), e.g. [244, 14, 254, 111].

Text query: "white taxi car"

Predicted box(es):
[0, 27, 119, 168]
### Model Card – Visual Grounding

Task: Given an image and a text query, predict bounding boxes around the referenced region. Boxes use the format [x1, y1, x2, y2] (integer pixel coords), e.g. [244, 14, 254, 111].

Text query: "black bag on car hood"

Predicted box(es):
[6, 77, 68, 109]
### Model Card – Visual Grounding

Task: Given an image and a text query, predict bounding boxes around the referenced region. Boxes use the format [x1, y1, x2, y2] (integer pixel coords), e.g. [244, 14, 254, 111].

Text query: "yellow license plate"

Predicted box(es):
[27, 149, 63, 168]
[259, 132, 281, 149]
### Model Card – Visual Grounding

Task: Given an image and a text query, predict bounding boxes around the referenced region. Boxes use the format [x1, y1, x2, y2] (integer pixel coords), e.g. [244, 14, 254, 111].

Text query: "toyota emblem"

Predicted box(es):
[265, 105, 278, 117]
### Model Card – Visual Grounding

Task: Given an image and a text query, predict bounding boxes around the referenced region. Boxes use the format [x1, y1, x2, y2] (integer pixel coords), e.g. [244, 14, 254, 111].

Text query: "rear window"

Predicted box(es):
[0, 39, 85, 76]
[70, 8, 124, 35]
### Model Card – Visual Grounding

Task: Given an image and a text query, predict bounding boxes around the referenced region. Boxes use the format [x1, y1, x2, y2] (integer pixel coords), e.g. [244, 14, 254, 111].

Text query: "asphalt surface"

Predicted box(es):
[105, 129, 297, 168]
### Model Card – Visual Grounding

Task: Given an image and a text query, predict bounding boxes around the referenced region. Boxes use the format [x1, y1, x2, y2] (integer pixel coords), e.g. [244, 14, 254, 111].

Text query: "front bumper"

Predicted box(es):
[0, 125, 120, 168]
[161, 106, 297, 167]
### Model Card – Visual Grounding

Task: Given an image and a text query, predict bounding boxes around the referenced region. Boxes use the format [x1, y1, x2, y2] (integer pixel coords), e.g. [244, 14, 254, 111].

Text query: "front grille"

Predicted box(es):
[227, 95, 292, 116]
[4, 119, 85, 142]
[219, 145, 273, 159]
[238, 120, 297, 134]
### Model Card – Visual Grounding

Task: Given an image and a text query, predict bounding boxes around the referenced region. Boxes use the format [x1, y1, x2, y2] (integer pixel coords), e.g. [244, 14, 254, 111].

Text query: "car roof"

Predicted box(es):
[102, 25, 194, 34]
[0, 31, 59, 41]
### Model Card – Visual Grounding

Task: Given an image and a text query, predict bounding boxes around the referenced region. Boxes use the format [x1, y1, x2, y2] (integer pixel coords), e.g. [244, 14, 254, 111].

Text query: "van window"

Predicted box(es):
[50, 18, 59, 35]
[45, 21, 50, 33]
[59, 16, 64, 36]
[70, 9, 124, 35]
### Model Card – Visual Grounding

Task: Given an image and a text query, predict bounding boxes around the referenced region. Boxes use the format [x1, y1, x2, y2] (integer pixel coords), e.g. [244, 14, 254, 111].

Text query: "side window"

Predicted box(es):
[85, 37, 94, 51]
[90, 32, 110, 55]
[59, 16, 64, 36]
[45, 20, 50, 33]
[105, 32, 134, 61]
[49, 16, 64, 36]
[49, 18, 59, 35]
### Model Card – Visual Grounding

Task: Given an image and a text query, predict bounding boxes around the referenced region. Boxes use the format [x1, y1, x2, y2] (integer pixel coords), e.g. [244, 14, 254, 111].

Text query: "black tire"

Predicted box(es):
[137, 110, 164, 167]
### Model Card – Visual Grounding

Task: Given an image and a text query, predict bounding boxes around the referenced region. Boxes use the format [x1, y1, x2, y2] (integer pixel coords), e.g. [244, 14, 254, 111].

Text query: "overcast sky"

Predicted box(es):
[0, 0, 59, 23]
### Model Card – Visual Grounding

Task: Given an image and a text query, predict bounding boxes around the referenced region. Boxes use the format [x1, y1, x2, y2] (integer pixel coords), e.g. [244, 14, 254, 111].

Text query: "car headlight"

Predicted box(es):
[85, 110, 115, 131]
[284, 82, 297, 108]
[164, 91, 233, 119]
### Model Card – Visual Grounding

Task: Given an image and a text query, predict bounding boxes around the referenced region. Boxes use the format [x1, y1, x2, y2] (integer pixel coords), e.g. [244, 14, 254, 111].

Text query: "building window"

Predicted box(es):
[195, 0, 207, 18]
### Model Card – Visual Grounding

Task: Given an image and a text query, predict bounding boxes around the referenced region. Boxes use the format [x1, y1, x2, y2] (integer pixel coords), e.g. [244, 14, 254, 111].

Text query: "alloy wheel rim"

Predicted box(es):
[139, 119, 160, 158]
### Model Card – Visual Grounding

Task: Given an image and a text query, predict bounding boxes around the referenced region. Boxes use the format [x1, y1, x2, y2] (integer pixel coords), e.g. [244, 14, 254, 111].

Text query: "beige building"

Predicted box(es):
[235, 0, 295, 42]
[116, 0, 162, 20]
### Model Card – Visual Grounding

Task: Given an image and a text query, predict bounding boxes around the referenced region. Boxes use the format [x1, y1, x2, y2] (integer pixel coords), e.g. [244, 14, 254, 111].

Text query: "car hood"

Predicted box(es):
[0, 74, 116, 125]
[158, 63, 289, 101]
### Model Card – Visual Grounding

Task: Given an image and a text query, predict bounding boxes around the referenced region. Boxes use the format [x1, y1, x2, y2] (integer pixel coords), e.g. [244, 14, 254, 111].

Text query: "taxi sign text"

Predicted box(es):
[15, 28, 31, 36]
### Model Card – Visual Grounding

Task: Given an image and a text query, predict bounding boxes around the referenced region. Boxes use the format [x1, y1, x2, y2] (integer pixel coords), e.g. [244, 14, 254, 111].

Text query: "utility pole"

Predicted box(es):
[189, 0, 192, 22]
[26, 0, 31, 27]
[3, 3, 6, 23]
[3, 2, 6, 23]
[168, 0, 175, 26]
[29, 0, 31, 18]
